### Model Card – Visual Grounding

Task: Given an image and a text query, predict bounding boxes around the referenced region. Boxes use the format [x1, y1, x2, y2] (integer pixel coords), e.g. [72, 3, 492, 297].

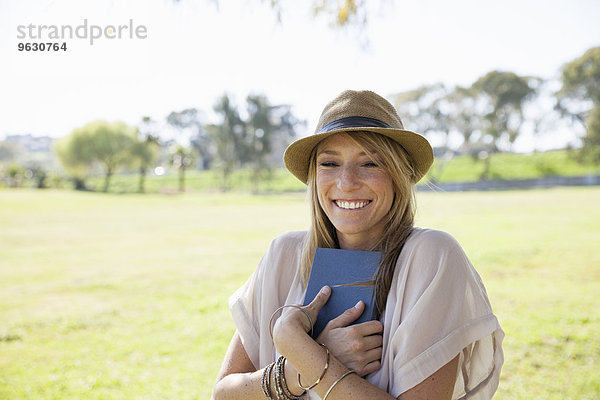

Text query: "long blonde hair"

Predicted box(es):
[300, 131, 417, 317]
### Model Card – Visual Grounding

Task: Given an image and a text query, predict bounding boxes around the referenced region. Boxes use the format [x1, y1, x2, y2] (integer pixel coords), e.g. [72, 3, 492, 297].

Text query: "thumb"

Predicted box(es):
[326, 300, 365, 330]
[305, 286, 331, 316]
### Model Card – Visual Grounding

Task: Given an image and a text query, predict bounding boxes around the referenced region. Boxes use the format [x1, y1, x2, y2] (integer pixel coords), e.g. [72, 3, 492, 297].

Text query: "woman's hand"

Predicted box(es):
[316, 300, 384, 376]
[271, 286, 383, 376]
[272, 286, 332, 349]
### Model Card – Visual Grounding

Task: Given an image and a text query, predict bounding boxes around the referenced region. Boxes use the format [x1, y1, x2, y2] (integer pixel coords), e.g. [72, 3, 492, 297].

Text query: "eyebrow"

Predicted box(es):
[317, 149, 369, 156]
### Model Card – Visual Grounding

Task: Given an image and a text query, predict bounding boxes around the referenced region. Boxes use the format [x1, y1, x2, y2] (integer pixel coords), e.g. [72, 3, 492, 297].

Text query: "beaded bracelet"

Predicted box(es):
[263, 356, 305, 400]
[261, 362, 275, 399]
[297, 343, 330, 391]
[276, 356, 304, 400]
[274, 356, 287, 400]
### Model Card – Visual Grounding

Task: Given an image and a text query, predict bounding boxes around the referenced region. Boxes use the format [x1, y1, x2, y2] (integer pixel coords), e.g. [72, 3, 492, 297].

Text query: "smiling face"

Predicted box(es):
[315, 133, 395, 250]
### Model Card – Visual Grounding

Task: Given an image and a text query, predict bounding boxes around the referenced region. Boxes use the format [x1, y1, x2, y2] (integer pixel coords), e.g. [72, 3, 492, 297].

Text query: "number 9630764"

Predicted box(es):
[17, 42, 67, 51]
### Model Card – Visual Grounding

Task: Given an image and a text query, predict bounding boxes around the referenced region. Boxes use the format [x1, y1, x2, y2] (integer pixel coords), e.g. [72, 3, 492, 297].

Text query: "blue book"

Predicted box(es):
[303, 248, 383, 339]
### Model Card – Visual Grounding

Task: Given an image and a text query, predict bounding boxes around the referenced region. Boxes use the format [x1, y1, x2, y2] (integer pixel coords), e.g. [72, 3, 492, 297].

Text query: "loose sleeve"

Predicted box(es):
[228, 231, 307, 370]
[381, 229, 504, 399]
[229, 264, 261, 368]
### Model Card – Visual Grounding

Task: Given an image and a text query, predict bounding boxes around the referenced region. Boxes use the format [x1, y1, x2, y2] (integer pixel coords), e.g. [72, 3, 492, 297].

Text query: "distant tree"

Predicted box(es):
[582, 106, 600, 163]
[246, 95, 272, 191]
[471, 70, 539, 179]
[245, 94, 300, 191]
[444, 86, 483, 154]
[556, 47, 600, 120]
[521, 78, 565, 153]
[556, 46, 600, 163]
[473, 71, 539, 151]
[132, 118, 160, 193]
[269, 101, 302, 160]
[54, 129, 94, 190]
[55, 121, 136, 192]
[173, 0, 378, 29]
[393, 84, 454, 181]
[0, 141, 21, 165]
[207, 95, 248, 190]
[89, 122, 136, 192]
[139, 116, 161, 145]
[4, 163, 24, 188]
[169, 145, 195, 192]
[169, 0, 387, 47]
[29, 165, 48, 189]
[266, 0, 381, 46]
[167, 108, 213, 170]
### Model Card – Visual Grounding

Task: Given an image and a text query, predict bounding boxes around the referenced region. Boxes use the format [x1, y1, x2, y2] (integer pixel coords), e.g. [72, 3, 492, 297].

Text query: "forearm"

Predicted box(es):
[276, 323, 395, 400]
[212, 330, 270, 400]
[212, 369, 265, 400]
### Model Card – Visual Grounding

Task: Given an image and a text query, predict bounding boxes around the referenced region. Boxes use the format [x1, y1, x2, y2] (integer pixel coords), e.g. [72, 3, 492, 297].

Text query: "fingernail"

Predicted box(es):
[321, 286, 331, 295]
[354, 300, 362, 309]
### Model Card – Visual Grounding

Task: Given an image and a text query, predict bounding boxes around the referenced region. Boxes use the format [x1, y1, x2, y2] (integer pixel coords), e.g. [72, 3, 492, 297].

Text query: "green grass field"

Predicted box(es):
[1, 188, 599, 399]
[428, 149, 600, 182]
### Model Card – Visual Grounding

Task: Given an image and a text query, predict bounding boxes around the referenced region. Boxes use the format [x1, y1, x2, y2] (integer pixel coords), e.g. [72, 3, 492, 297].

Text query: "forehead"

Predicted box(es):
[317, 133, 369, 154]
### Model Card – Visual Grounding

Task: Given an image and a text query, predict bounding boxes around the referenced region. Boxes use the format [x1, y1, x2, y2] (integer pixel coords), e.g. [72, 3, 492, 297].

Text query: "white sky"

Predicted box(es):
[0, 0, 599, 151]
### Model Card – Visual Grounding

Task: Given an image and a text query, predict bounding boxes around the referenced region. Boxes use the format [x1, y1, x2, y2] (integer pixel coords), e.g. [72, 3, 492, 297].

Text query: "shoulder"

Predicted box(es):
[259, 230, 307, 272]
[404, 228, 462, 253]
[258, 231, 307, 299]
[268, 230, 307, 254]
[387, 228, 480, 321]
[396, 228, 471, 287]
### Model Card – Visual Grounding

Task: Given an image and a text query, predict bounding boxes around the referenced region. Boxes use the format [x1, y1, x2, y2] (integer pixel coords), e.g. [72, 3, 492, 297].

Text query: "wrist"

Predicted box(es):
[273, 320, 310, 355]
[283, 358, 305, 398]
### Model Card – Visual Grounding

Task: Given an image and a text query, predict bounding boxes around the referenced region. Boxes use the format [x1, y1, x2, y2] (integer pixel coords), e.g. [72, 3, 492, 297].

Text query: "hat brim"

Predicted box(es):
[284, 127, 433, 184]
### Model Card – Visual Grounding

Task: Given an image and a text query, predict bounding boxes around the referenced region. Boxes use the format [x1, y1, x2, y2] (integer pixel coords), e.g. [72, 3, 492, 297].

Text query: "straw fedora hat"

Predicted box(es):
[284, 90, 434, 184]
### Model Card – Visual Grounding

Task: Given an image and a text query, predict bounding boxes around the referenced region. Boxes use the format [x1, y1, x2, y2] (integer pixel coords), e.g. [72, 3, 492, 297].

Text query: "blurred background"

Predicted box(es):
[1, 1, 599, 399]
[1, 0, 599, 191]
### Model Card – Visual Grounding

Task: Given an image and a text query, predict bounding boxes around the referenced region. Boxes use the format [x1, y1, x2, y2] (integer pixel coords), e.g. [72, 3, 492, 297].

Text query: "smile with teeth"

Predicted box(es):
[335, 200, 371, 210]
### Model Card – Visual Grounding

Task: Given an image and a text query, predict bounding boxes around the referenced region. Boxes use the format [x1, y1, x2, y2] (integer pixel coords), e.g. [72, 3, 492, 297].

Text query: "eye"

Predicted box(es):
[319, 161, 339, 167]
[363, 161, 379, 168]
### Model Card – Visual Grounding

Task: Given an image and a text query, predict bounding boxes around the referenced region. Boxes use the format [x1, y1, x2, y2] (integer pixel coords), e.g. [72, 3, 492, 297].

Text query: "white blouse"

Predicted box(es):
[229, 228, 504, 399]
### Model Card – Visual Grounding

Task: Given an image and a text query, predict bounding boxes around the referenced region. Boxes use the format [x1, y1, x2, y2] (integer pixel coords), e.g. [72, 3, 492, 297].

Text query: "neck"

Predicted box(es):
[337, 233, 379, 251]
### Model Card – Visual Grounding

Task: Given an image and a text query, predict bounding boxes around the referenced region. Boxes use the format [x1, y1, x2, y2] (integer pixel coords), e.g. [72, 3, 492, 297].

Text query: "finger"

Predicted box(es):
[350, 335, 382, 354]
[364, 345, 383, 362]
[354, 320, 384, 336]
[360, 359, 382, 377]
[305, 286, 331, 317]
[355, 347, 383, 376]
[361, 334, 383, 351]
[325, 300, 365, 330]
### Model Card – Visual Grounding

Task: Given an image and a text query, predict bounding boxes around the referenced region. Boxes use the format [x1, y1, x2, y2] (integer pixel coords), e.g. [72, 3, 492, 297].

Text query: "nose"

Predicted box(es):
[337, 165, 361, 191]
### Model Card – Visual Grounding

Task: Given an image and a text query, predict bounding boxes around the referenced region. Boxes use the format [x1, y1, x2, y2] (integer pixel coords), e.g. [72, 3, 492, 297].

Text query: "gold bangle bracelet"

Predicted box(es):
[268, 304, 314, 341]
[297, 343, 330, 391]
[323, 370, 356, 400]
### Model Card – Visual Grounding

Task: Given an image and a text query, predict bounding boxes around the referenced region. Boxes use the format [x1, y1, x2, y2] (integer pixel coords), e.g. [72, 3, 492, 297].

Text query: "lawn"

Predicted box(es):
[0, 188, 599, 399]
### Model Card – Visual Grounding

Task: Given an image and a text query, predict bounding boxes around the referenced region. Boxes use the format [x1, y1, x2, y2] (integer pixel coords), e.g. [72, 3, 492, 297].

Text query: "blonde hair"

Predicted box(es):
[300, 131, 417, 316]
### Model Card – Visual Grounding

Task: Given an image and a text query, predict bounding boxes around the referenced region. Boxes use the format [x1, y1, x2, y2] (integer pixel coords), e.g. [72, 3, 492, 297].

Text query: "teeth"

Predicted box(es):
[336, 200, 370, 210]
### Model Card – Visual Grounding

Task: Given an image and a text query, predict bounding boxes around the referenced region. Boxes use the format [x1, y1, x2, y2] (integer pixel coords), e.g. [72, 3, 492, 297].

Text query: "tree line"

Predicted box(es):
[1, 46, 598, 192]
[53, 93, 303, 193]
[391, 46, 600, 181]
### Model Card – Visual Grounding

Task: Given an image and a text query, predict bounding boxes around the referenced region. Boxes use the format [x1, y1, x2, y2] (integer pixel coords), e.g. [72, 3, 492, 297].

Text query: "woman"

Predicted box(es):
[212, 90, 504, 399]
